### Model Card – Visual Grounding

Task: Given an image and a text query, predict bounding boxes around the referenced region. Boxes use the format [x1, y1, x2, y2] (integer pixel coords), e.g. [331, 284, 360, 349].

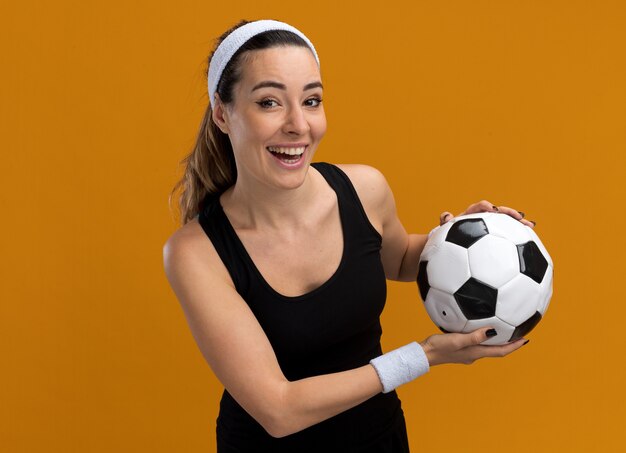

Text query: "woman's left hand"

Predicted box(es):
[439, 200, 536, 228]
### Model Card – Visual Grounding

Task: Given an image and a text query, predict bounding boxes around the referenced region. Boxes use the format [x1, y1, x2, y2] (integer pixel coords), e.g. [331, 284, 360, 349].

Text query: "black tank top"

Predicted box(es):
[198, 162, 403, 452]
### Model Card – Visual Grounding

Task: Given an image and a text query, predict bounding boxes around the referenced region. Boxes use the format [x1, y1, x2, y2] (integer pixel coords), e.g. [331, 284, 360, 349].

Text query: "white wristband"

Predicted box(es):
[369, 342, 430, 393]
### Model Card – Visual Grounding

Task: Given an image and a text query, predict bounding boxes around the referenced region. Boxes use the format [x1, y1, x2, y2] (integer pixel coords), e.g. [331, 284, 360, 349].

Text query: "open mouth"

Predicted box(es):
[266, 145, 306, 164]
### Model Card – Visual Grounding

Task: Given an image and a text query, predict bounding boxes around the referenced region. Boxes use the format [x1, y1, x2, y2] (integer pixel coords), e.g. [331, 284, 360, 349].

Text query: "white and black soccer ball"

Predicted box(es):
[417, 212, 553, 345]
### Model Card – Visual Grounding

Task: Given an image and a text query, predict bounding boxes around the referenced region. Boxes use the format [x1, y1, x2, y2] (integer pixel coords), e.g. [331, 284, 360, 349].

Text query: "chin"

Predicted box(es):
[274, 168, 310, 191]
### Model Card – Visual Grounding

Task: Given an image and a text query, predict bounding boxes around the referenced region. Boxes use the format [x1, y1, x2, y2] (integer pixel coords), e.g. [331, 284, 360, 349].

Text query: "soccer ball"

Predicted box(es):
[417, 212, 553, 345]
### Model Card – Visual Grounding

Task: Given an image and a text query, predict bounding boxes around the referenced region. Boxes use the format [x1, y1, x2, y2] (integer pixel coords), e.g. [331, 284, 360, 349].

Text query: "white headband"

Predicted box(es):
[207, 20, 320, 107]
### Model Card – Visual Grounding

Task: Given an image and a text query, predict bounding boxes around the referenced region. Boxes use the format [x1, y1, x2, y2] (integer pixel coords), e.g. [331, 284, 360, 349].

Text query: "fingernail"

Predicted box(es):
[523, 339, 530, 346]
[486, 329, 497, 338]
[518, 211, 525, 218]
[530, 220, 537, 227]
[492, 205, 499, 211]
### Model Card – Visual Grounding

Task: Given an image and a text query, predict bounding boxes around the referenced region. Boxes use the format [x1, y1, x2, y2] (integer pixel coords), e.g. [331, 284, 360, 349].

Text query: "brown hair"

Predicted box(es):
[169, 20, 313, 224]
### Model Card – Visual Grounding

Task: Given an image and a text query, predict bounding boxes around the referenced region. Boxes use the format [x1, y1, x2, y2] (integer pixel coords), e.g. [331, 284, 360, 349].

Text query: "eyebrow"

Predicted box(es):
[251, 81, 323, 92]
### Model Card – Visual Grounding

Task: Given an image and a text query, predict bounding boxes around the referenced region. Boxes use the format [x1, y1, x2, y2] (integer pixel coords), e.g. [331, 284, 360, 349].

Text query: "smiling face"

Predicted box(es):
[214, 45, 326, 191]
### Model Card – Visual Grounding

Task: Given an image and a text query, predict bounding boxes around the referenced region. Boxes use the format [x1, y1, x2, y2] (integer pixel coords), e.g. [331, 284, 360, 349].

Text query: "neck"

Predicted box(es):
[222, 166, 319, 230]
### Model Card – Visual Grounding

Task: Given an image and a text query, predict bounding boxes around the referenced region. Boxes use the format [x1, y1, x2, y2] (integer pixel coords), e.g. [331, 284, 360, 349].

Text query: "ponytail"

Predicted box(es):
[168, 105, 236, 225]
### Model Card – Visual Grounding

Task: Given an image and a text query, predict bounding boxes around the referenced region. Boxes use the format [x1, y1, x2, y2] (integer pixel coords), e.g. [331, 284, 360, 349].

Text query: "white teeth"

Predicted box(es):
[268, 146, 305, 155]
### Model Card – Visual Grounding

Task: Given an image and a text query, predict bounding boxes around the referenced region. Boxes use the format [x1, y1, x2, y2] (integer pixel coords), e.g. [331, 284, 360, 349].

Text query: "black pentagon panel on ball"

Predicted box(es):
[517, 241, 549, 284]
[416, 261, 430, 301]
[438, 326, 452, 334]
[453, 277, 498, 319]
[509, 311, 542, 342]
[445, 219, 489, 248]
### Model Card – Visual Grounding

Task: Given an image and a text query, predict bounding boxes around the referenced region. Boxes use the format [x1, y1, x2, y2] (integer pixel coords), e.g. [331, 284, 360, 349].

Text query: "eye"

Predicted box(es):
[256, 98, 279, 109]
[304, 97, 322, 107]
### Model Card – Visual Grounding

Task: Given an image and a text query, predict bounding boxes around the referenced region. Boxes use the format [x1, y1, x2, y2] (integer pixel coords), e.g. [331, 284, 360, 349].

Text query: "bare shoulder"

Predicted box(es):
[333, 164, 393, 234]
[162, 217, 232, 286]
[334, 163, 390, 202]
[334, 163, 387, 187]
[162, 218, 208, 263]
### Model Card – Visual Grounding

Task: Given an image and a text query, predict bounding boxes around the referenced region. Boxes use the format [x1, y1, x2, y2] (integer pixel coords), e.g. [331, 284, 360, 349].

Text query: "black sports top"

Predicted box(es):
[198, 162, 405, 452]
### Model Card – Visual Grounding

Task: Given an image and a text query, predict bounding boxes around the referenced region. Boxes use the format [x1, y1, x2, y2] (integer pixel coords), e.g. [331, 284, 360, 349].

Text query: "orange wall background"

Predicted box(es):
[2, 1, 625, 451]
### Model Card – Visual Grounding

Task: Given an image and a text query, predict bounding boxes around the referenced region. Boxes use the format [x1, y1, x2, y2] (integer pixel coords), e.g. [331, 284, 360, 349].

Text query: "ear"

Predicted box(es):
[211, 93, 230, 134]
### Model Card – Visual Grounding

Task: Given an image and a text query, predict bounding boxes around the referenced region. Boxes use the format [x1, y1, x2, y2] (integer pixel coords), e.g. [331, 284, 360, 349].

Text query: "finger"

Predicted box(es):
[461, 200, 499, 215]
[459, 327, 495, 348]
[520, 218, 536, 228]
[496, 205, 524, 221]
[494, 206, 536, 227]
[439, 211, 453, 225]
[473, 337, 528, 358]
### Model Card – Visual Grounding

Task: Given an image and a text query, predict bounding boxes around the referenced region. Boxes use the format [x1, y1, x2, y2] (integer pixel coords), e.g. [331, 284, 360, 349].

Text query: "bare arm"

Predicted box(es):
[163, 226, 383, 438]
[336, 164, 426, 282]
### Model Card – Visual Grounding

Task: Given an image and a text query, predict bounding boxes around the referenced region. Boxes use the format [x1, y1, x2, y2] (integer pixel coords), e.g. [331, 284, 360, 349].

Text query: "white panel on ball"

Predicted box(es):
[467, 235, 519, 288]
[453, 212, 490, 221]
[420, 222, 452, 261]
[496, 274, 541, 326]
[428, 221, 455, 247]
[424, 288, 468, 333]
[537, 265, 554, 315]
[420, 242, 441, 262]
[462, 317, 516, 345]
[419, 244, 436, 262]
[420, 221, 455, 261]
[427, 242, 471, 293]
[483, 212, 532, 244]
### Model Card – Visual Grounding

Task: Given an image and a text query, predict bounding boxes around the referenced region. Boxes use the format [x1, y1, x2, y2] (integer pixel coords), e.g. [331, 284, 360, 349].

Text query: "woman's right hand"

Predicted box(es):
[419, 327, 528, 367]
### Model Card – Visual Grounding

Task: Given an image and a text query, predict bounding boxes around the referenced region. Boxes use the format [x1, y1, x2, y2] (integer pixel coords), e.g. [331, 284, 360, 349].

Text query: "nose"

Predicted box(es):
[282, 105, 310, 136]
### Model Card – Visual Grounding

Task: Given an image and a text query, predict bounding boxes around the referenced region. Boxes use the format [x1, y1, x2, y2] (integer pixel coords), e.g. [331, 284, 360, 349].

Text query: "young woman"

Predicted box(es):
[163, 19, 533, 452]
